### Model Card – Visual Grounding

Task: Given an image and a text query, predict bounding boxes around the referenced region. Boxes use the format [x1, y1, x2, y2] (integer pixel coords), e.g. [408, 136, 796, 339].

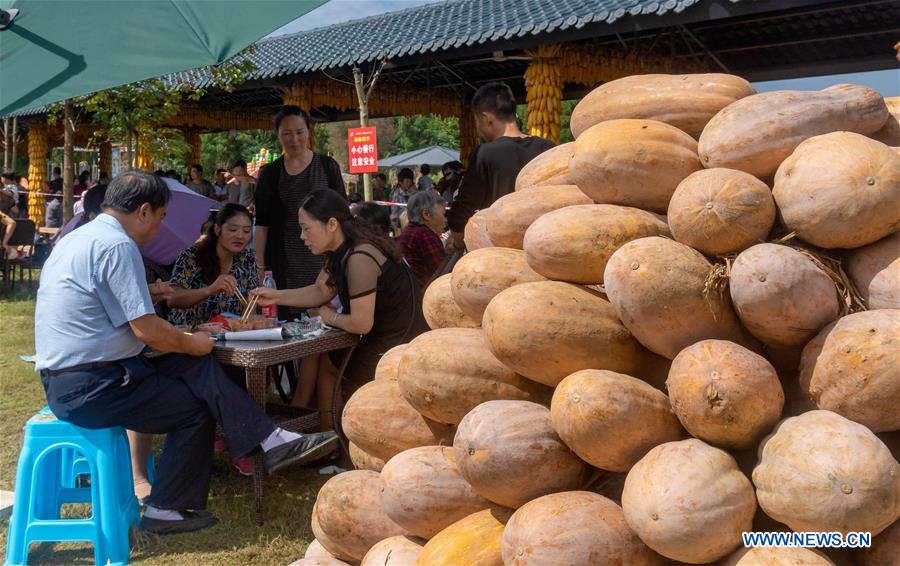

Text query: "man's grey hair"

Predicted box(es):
[103, 171, 171, 214]
[406, 190, 445, 224]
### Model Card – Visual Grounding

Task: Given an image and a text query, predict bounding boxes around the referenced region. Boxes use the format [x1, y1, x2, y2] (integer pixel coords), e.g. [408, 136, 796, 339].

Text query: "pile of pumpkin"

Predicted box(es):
[294, 74, 900, 566]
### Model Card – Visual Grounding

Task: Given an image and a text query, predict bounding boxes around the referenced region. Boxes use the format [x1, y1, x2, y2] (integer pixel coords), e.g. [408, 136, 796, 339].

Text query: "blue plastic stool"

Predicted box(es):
[4, 407, 140, 566]
[63, 447, 155, 490]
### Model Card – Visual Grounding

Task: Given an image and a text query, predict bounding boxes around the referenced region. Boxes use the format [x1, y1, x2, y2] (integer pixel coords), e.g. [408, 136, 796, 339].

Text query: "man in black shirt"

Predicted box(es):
[447, 82, 555, 248]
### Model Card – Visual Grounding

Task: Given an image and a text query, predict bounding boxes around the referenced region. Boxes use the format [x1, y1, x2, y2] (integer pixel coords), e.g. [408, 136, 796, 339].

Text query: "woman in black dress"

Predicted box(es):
[251, 190, 427, 430]
[254, 105, 346, 316]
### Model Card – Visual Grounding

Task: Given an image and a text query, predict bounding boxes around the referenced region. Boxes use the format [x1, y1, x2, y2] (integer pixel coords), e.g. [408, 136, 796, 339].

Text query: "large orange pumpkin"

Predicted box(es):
[341, 380, 454, 462]
[604, 237, 758, 359]
[667, 168, 775, 256]
[501, 491, 665, 566]
[514, 142, 575, 190]
[415, 508, 511, 566]
[799, 310, 900, 433]
[551, 369, 684, 471]
[622, 439, 757, 564]
[454, 400, 587, 509]
[312, 470, 408, 562]
[844, 232, 900, 310]
[380, 446, 492, 538]
[422, 274, 480, 330]
[753, 410, 900, 536]
[667, 340, 784, 450]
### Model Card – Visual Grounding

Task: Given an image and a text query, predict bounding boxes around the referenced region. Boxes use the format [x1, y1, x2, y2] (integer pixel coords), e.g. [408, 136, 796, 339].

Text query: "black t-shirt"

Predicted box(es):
[447, 135, 555, 232]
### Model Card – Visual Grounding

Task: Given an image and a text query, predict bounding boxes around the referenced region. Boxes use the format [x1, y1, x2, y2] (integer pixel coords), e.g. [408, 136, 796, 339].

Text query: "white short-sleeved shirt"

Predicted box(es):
[35, 214, 156, 371]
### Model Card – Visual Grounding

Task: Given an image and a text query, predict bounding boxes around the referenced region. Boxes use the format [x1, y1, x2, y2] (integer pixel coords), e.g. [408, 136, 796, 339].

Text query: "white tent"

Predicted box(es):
[378, 145, 459, 168]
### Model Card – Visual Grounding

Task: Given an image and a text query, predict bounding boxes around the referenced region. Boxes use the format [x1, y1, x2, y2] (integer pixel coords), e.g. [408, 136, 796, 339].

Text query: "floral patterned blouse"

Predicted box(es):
[167, 245, 259, 328]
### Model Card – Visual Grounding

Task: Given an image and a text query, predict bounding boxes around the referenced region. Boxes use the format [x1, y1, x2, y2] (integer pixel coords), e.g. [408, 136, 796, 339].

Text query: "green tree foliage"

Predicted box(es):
[196, 130, 279, 176]
[389, 115, 459, 155]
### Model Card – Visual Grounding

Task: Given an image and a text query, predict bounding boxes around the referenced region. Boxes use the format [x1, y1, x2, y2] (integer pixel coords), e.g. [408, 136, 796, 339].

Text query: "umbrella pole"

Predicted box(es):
[63, 100, 76, 225]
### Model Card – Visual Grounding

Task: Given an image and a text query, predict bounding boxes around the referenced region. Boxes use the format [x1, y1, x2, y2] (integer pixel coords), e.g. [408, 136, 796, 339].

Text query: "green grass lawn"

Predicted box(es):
[0, 285, 325, 565]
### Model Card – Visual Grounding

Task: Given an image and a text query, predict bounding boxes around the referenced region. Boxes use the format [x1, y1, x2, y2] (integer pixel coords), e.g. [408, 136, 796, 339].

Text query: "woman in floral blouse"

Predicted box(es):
[168, 203, 258, 328]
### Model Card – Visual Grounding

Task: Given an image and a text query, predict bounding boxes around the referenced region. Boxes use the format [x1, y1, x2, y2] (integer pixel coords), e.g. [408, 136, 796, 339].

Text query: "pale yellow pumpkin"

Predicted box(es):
[753, 410, 900, 536]
[397, 327, 550, 425]
[501, 491, 665, 566]
[773, 132, 900, 249]
[380, 446, 492, 538]
[485, 185, 591, 249]
[422, 273, 480, 330]
[312, 470, 407, 562]
[622, 439, 756, 564]
[799, 310, 900, 432]
[450, 246, 545, 323]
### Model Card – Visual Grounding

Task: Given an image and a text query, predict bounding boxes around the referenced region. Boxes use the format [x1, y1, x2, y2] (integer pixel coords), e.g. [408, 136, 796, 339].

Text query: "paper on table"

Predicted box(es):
[223, 327, 285, 341]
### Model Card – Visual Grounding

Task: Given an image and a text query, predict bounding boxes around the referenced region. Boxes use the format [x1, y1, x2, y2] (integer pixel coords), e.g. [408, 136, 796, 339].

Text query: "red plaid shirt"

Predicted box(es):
[398, 222, 446, 287]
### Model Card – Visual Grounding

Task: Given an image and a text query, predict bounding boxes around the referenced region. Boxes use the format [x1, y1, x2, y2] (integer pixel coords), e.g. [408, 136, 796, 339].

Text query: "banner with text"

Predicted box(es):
[348, 126, 378, 173]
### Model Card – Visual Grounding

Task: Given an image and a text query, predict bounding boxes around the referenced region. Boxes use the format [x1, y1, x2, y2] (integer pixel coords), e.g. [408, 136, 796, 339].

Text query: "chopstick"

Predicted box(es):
[235, 288, 249, 306]
[241, 294, 259, 323]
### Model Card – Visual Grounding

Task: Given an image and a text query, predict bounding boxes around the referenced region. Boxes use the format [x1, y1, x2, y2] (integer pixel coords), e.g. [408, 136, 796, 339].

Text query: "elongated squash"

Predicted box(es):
[482, 281, 659, 387]
[515, 142, 574, 190]
[571, 73, 756, 138]
[397, 328, 550, 425]
[416, 508, 511, 566]
[422, 274, 480, 330]
[699, 84, 889, 179]
[464, 209, 493, 250]
[570, 119, 702, 213]
[523, 204, 670, 284]
[485, 185, 591, 249]
[844, 232, 900, 310]
[450, 247, 545, 323]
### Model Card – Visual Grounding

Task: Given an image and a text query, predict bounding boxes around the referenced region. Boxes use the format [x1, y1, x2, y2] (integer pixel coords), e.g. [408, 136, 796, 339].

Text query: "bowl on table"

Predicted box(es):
[248, 315, 276, 330]
[197, 322, 225, 334]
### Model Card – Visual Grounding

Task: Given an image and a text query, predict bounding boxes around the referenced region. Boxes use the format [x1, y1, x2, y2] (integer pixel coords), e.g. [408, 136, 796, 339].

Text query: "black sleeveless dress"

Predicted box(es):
[329, 245, 428, 396]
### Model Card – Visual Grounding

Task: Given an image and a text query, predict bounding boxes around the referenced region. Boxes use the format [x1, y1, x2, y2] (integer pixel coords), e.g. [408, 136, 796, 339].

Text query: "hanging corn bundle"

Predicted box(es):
[27, 120, 49, 228]
[524, 44, 563, 142]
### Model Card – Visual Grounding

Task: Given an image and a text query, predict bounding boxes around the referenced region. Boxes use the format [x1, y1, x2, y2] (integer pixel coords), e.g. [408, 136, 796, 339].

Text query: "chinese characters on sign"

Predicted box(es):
[348, 126, 378, 173]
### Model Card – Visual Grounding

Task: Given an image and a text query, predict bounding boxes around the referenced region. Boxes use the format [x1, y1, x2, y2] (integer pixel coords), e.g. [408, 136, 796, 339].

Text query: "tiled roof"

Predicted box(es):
[168, 0, 711, 87]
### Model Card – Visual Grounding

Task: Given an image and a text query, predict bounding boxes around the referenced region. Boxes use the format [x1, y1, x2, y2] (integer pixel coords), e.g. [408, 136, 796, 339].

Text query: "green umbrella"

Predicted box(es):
[0, 0, 327, 116]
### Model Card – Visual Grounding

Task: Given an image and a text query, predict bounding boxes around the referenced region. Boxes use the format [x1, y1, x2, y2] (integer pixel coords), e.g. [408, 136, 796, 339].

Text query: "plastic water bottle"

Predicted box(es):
[261, 270, 278, 323]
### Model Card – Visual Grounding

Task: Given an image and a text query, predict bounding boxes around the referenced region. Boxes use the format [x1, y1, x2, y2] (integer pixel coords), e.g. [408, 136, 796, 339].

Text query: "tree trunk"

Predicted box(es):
[11, 117, 18, 171]
[353, 68, 372, 202]
[63, 100, 76, 224]
[2, 117, 8, 170]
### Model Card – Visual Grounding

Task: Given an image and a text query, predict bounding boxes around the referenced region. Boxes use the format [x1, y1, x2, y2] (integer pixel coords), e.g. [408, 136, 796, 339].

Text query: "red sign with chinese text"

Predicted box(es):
[348, 126, 378, 173]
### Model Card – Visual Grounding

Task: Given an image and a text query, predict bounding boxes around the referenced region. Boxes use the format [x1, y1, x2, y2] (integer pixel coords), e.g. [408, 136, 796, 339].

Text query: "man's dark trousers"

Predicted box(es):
[40, 353, 275, 511]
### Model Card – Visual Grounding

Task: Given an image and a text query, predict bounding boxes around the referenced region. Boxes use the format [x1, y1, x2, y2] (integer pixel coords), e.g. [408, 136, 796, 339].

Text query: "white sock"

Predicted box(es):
[144, 505, 184, 521]
[260, 427, 302, 452]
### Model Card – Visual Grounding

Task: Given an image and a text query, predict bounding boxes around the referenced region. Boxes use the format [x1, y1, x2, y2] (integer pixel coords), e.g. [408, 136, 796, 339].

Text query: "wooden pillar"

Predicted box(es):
[182, 127, 202, 166]
[524, 44, 563, 143]
[27, 120, 49, 228]
[458, 104, 478, 166]
[99, 140, 112, 175]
